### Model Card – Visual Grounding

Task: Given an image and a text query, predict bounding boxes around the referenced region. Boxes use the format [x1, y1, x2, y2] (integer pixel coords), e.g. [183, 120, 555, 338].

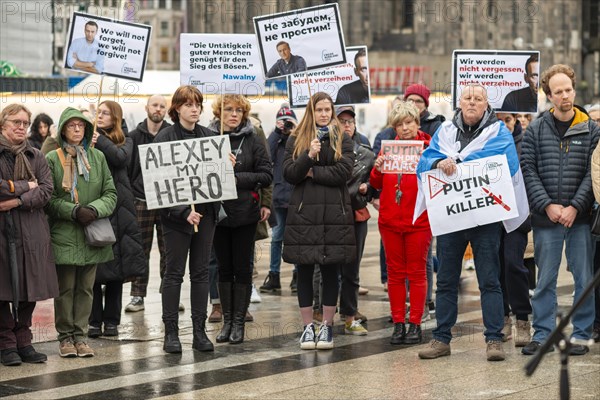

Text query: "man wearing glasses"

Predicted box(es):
[66, 20, 105, 74]
[335, 49, 370, 105]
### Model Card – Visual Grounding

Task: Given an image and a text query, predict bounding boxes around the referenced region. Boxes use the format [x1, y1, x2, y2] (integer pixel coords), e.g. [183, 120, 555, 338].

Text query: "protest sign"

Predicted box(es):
[63, 12, 151, 81]
[180, 34, 266, 96]
[254, 3, 346, 80]
[422, 154, 518, 236]
[287, 46, 370, 108]
[380, 140, 423, 174]
[452, 50, 540, 113]
[139, 136, 237, 210]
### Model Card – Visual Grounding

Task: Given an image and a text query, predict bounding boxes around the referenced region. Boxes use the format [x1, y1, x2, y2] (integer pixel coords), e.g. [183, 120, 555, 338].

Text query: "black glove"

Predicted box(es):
[75, 206, 97, 226]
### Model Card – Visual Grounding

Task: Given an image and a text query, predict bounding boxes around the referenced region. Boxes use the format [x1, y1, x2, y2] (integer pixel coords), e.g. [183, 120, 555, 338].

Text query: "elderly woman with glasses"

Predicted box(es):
[45, 107, 117, 358]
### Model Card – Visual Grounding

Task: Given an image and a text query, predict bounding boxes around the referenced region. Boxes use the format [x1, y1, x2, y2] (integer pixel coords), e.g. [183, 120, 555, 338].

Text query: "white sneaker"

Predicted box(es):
[250, 283, 262, 303]
[125, 296, 144, 312]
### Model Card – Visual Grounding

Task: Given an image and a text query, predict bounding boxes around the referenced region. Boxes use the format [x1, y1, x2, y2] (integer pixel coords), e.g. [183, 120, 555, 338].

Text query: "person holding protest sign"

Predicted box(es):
[0, 104, 57, 367]
[416, 84, 527, 362]
[207, 95, 272, 345]
[266, 41, 307, 78]
[46, 107, 117, 358]
[283, 92, 356, 350]
[152, 86, 220, 354]
[66, 21, 105, 74]
[500, 54, 539, 113]
[87, 101, 144, 339]
[369, 101, 431, 345]
[335, 49, 370, 105]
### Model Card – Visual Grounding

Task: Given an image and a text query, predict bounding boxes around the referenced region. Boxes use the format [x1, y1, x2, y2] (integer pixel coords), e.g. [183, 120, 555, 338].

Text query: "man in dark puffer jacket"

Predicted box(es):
[521, 64, 600, 356]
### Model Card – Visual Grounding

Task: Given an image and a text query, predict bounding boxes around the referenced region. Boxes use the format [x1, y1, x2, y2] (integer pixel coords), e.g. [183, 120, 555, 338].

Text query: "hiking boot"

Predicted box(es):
[1, 348, 22, 366]
[521, 340, 554, 355]
[192, 318, 214, 352]
[501, 316, 513, 342]
[316, 322, 333, 350]
[418, 340, 451, 359]
[125, 296, 145, 312]
[486, 340, 505, 361]
[75, 341, 95, 357]
[59, 337, 77, 358]
[208, 304, 223, 323]
[17, 345, 47, 363]
[514, 320, 531, 347]
[300, 323, 317, 350]
[345, 319, 368, 336]
[312, 310, 323, 323]
[290, 271, 298, 294]
[103, 324, 119, 337]
[163, 321, 182, 354]
[87, 325, 102, 338]
[404, 323, 422, 344]
[259, 272, 281, 293]
[390, 322, 406, 345]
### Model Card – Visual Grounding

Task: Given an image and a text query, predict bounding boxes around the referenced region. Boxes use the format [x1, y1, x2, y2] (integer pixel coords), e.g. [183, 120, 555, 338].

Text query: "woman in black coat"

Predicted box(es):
[28, 113, 53, 150]
[283, 92, 356, 351]
[88, 100, 144, 338]
[208, 94, 272, 345]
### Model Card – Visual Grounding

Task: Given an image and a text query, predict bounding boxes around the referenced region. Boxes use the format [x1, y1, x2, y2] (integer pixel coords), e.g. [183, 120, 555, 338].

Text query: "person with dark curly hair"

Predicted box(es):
[28, 113, 53, 150]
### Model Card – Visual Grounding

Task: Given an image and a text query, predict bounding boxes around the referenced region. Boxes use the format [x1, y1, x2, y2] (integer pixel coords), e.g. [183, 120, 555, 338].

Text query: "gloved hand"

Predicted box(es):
[75, 206, 97, 226]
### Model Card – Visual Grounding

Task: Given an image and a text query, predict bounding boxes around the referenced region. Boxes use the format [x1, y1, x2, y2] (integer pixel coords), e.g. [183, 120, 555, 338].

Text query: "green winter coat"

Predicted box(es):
[45, 107, 117, 266]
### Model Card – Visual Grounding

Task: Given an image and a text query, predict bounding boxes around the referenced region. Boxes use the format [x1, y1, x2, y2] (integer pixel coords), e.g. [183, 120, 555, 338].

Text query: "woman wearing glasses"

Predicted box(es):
[87, 100, 144, 339]
[45, 107, 117, 358]
[207, 95, 272, 345]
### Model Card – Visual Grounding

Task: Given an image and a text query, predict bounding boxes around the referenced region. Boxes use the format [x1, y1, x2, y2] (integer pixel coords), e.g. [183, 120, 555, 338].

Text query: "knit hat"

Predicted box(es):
[404, 84, 431, 108]
[276, 103, 297, 123]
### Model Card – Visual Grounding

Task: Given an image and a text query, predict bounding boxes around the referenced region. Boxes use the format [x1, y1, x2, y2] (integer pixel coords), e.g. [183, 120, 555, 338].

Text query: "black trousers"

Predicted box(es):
[297, 264, 339, 309]
[339, 220, 368, 316]
[89, 281, 123, 327]
[213, 223, 257, 285]
[161, 213, 215, 322]
[594, 240, 600, 328]
[500, 229, 532, 320]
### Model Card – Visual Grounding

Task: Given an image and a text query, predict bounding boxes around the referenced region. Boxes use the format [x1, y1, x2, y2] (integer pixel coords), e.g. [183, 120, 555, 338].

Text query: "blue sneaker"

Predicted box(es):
[316, 322, 334, 350]
[300, 323, 316, 350]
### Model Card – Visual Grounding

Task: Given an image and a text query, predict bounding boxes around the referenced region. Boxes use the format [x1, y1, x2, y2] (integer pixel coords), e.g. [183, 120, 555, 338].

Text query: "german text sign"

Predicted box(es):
[139, 136, 237, 210]
[381, 140, 423, 174]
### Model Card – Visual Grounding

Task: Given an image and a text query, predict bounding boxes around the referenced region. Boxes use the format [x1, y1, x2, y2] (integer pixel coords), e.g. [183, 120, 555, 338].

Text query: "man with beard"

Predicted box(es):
[521, 64, 600, 356]
[124, 95, 172, 312]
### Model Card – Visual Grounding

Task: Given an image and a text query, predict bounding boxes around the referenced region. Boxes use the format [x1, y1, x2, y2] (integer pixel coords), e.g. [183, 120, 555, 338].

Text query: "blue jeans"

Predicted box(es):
[426, 243, 434, 304]
[434, 223, 504, 344]
[532, 223, 594, 342]
[269, 207, 287, 274]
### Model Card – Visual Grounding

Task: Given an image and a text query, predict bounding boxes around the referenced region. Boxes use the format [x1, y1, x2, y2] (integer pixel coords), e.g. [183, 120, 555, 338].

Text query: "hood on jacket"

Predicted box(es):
[57, 107, 94, 149]
[422, 110, 446, 123]
[207, 118, 255, 137]
[452, 105, 497, 135]
[545, 104, 593, 130]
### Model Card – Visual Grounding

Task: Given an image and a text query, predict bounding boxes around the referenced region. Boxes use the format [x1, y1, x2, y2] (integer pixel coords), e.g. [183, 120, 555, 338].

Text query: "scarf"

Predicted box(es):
[0, 133, 36, 181]
[61, 144, 90, 202]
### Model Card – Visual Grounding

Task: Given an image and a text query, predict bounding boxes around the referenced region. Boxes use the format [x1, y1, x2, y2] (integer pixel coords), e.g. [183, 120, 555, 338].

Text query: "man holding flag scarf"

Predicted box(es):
[414, 84, 528, 362]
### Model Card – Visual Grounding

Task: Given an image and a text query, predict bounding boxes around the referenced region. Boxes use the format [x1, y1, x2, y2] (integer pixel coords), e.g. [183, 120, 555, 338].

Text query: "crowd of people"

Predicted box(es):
[1, 63, 599, 367]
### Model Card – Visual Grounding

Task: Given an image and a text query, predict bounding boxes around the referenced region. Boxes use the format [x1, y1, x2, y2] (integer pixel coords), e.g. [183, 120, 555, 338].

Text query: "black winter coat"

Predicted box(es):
[347, 132, 375, 210]
[282, 130, 356, 266]
[268, 128, 294, 209]
[521, 105, 600, 227]
[94, 133, 146, 283]
[208, 119, 273, 228]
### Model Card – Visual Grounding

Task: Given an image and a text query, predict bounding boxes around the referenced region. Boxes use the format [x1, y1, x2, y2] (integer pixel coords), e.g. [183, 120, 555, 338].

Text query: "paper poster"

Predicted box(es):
[380, 140, 423, 174]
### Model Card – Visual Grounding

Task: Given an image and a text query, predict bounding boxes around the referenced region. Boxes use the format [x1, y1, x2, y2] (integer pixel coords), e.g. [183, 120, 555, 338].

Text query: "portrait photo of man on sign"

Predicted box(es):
[66, 20, 105, 74]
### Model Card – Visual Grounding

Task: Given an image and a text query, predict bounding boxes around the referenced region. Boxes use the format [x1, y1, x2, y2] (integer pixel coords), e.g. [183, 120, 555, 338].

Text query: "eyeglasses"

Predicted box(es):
[6, 119, 30, 128]
[66, 122, 85, 130]
[339, 118, 355, 125]
[224, 107, 244, 114]
[407, 98, 425, 104]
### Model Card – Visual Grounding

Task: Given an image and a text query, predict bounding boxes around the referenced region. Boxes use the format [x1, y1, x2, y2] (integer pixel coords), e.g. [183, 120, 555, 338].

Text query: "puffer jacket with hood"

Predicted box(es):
[45, 107, 117, 266]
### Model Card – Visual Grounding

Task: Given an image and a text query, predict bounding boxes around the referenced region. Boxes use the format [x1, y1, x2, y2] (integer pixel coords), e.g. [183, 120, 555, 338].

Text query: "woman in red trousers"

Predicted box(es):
[370, 101, 432, 345]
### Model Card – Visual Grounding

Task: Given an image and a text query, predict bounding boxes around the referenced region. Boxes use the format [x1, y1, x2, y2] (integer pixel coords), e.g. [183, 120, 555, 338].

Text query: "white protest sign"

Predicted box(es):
[139, 136, 237, 210]
[381, 140, 423, 174]
[452, 50, 540, 113]
[254, 3, 346, 80]
[422, 154, 518, 236]
[180, 34, 266, 96]
[287, 46, 370, 108]
[63, 12, 151, 81]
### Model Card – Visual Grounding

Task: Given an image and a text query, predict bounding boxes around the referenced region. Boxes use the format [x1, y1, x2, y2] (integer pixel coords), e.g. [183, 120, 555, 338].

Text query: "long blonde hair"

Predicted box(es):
[99, 100, 125, 146]
[292, 92, 343, 161]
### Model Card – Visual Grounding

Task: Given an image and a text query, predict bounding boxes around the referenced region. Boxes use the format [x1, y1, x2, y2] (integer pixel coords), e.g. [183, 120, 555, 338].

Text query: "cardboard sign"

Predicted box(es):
[452, 50, 540, 113]
[422, 154, 518, 236]
[180, 34, 266, 96]
[254, 3, 346, 80]
[380, 140, 423, 174]
[287, 46, 370, 108]
[139, 136, 237, 210]
[63, 12, 151, 81]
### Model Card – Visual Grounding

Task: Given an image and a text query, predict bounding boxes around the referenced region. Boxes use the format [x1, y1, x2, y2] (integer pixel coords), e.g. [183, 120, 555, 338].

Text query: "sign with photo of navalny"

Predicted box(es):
[180, 34, 266, 96]
[287, 46, 370, 108]
[139, 136, 237, 210]
[380, 140, 423, 174]
[422, 154, 518, 236]
[254, 3, 346, 80]
[63, 12, 151, 81]
[451, 50, 540, 113]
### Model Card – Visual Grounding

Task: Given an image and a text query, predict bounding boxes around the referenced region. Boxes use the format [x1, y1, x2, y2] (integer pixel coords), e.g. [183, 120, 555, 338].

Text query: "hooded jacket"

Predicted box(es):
[45, 107, 117, 266]
[347, 130, 375, 211]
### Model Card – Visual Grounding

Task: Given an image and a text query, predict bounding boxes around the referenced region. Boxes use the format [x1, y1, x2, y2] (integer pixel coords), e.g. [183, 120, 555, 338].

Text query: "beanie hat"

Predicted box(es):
[404, 84, 431, 108]
[276, 103, 297, 123]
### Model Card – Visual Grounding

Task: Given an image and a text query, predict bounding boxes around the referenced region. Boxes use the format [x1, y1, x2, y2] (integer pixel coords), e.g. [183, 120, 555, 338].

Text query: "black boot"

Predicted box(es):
[192, 318, 214, 352]
[290, 271, 298, 294]
[259, 272, 281, 293]
[163, 321, 182, 353]
[390, 322, 406, 345]
[229, 283, 251, 344]
[404, 323, 422, 344]
[216, 282, 233, 343]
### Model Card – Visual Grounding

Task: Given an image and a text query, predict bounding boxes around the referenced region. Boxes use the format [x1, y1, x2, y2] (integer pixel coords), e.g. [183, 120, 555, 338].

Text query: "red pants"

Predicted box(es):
[380, 227, 431, 324]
